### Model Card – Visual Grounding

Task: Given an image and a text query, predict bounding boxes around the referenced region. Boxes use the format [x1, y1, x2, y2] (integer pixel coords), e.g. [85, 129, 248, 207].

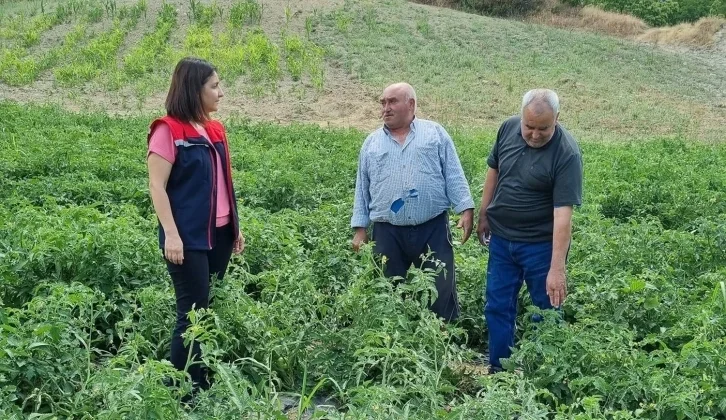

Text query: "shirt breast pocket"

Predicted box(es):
[417, 144, 440, 175]
[369, 151, 391, 184]
[525, 164, 553, 190]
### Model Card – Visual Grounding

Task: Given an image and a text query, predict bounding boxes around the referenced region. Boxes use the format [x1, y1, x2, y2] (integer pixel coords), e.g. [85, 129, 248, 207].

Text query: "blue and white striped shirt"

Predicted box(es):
[351, 118, 475, 227]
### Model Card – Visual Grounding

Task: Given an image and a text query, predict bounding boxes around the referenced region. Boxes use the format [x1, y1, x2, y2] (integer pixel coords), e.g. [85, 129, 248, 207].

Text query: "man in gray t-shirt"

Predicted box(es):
[476, 89, 583, 373]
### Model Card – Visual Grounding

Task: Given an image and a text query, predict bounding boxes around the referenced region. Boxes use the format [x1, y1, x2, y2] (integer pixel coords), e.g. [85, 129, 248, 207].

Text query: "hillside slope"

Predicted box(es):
[0, 0, 723, 140]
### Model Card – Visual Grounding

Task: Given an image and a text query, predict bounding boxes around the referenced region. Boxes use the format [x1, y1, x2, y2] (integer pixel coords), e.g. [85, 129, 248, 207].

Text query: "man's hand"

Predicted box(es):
[457, 209, 474, 244]
[476, 209, 491, 246]
[352, 227, 368, 252]
[546, 268, 567, 308]
[477, 167, 498, 246]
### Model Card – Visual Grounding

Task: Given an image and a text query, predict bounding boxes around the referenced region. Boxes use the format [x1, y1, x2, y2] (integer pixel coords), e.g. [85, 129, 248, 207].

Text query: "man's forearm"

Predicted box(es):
[479, 167, 498, 214]
[446, 171, 476, 214]
[551, 207, 573, 271]
[351, 165, 371, 228]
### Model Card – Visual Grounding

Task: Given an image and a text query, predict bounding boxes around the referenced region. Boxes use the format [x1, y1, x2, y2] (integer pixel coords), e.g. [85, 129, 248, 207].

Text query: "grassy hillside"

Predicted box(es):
[0, 0, 723, 140]
[311, 0, 725, 141]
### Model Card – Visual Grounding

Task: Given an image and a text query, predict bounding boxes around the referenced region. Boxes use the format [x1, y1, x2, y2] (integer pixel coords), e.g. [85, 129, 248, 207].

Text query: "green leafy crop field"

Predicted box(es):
[0, 102, 724, 418]
[1, 0, 724, 418]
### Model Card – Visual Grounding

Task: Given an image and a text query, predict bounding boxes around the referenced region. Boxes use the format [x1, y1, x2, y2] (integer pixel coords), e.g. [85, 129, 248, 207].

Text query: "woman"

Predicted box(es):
[147, 57, 244, 390]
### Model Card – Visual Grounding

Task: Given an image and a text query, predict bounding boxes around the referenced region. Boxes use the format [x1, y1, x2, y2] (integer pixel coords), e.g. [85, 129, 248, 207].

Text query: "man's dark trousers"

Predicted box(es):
[372, 212, 460, 321]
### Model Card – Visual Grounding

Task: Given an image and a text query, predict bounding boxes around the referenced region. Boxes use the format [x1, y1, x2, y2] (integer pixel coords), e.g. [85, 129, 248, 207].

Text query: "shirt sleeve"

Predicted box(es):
[553, 151, 583, 207]
[439, 126, 475, 214]
[487, 122, 506, 170]
[147, 122, 176, 164]
[351, 138, 372, 228]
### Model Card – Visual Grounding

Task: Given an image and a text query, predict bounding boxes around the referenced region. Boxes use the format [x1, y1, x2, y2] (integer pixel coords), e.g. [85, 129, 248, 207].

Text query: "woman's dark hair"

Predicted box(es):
[165, 57, 217, 122]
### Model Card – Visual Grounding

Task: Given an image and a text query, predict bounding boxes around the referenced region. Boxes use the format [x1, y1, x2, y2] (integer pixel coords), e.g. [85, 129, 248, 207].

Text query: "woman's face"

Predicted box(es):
[201, 72, 224, 117]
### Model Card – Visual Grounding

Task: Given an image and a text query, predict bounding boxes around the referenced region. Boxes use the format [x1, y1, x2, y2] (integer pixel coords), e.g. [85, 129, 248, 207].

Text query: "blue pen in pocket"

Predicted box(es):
[390, 188, 418, 214]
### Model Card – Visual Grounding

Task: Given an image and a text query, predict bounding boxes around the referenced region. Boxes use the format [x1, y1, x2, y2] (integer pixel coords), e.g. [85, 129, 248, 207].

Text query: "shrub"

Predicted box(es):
[572, 0, 726, 26]
[459, 0, 546, 16]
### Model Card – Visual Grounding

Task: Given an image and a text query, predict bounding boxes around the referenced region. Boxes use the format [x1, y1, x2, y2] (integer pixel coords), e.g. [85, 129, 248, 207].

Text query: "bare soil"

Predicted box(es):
[0, 0, 382, 131]
[0, 0, 722, 134]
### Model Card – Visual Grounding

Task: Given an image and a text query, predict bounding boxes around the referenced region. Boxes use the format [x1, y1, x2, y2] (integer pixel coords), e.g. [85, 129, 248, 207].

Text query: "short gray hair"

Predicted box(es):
[521, 89, 560, 115]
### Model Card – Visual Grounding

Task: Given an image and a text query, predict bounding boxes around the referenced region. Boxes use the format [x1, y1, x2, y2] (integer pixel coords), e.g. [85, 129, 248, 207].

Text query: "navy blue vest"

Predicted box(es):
[148, 116, 239, 250]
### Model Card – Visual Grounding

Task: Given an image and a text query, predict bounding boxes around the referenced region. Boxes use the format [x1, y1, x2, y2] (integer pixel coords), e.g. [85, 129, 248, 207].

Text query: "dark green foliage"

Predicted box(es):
[459, 0, 547, 16]
[564, 0, 726, 25]
[0, 101, 724, 418]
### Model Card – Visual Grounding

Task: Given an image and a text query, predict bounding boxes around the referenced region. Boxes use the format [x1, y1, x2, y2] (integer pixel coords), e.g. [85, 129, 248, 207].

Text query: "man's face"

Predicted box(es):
[521, 105, 558, 148]
[380, 87, 414, 130]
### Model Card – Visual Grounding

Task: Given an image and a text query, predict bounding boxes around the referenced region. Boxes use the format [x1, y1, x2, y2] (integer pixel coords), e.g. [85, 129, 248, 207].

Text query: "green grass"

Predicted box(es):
[0, 12, 55, 47]
[114, 1, 176, 96]
[0, 0, 325, 104]
[0, 23, 86, 86]
[2, 0, 723, 142]
[311, 0, 726, 141]
[229, 0, 262, 28]
[53, 20, 128, 86]
[0, 101, 724, 418]
[0, 0, 40, 18]
[52, 2, 146, 87]
[0, 0, 146, 87]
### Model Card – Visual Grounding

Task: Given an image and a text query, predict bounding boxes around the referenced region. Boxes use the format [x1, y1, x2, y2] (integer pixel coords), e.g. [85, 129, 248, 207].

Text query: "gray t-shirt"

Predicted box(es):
[486, 115, 583, 243]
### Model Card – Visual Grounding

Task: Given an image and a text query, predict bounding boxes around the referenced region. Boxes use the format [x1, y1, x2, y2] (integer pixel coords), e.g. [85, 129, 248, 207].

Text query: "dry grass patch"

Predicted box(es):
[528, 4, 648, 37]
[411, 0, 723, 48]
[579, 6, 648, 37]
[638, 17, 726, 47]
[529, 4, 725, 48]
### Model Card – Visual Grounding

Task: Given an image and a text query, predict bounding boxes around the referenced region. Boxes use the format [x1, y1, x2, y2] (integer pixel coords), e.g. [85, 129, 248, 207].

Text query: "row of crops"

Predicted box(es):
[0, 0, 325, 97]
[0, 101, 724, 418]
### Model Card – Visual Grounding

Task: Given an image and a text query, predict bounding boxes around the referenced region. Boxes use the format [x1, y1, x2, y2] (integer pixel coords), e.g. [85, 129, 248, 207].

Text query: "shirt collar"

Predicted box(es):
[383, 116, 417, 135]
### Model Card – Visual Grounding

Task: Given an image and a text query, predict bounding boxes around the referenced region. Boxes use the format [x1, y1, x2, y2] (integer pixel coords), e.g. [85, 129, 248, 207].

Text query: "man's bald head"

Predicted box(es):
[380, 82, 417, 130]
[383, 82, 417, 111]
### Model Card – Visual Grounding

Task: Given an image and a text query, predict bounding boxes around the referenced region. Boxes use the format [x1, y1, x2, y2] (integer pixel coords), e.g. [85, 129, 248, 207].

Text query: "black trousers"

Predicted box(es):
[372, 212, 460, 321]
[165, 223, 234, 389]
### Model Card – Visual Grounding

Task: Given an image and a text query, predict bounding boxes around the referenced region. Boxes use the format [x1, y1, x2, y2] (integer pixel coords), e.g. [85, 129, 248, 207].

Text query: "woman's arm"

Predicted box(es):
[148, 153, 184, 264]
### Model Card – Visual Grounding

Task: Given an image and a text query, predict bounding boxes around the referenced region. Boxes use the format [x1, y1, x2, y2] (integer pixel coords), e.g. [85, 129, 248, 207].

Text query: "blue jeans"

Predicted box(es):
[484, 234, 553, 369]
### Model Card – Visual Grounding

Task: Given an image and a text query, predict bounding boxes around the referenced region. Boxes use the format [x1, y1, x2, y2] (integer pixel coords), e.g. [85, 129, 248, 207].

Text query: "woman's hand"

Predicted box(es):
[164, 233, 184, 265]
[233, 231, 245, 254]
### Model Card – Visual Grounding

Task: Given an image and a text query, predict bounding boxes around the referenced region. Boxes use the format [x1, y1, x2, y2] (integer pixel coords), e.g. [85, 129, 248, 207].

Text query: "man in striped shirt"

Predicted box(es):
[351, 82, 475, 321]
